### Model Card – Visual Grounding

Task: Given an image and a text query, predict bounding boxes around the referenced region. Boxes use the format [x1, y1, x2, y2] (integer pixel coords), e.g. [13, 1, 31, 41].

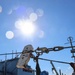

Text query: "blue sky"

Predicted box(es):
[0, 0, 75, 75]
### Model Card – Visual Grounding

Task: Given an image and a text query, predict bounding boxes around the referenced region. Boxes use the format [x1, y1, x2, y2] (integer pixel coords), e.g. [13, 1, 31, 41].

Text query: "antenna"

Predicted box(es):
[65, 36, 75, 62]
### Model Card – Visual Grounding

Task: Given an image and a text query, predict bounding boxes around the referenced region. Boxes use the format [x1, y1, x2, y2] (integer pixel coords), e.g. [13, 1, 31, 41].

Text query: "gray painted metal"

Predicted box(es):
[0, 58, 35, 75]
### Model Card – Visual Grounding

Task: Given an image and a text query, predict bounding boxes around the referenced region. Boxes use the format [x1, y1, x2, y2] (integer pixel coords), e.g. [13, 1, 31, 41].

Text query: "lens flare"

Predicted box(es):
[0, 6, 2, 13]
[29, 13, 38, 21]
[6, 31, 14, 39]
[36, 9, 44, 17]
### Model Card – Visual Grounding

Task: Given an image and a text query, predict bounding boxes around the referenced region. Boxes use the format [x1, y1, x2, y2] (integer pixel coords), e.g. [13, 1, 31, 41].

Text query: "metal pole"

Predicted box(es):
[68, 37, 75, 62]
[12, 50, 13, 59]
[4, 54, 7, 75]
[59, 69, 61, 75]
[50, 61, 59, 75]
[0, 52, 21, 56]
[31, 57, 69, 64]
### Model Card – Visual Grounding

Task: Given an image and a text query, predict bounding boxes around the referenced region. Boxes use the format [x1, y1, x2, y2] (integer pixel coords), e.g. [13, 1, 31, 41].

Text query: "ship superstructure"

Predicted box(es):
[0, 55, 35, 75]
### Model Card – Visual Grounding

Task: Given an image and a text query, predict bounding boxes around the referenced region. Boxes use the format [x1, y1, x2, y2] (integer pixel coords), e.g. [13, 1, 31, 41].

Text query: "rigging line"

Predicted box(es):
[0, 51, 35, 56]
[31, 57, 70, 64]
[0, 52, 21, 55]
[0, 46, 75, 56]
[64, 46, 75, 48]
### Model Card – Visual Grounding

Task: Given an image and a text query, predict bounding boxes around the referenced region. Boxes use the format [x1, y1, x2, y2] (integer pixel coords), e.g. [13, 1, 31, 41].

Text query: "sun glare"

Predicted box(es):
[15, 19, 36, 37]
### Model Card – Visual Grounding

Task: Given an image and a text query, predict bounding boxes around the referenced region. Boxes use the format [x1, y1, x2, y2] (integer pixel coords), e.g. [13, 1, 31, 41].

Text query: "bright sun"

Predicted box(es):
[15, 19, 36, 37]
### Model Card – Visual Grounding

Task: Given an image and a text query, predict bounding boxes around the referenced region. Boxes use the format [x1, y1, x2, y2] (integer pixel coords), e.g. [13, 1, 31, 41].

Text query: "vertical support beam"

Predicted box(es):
[12, 50, 13, 59]
[68, 37, 75, 62]
[50, 61, 59, 75]
[59, 69, 61, 75]
[4, 54, 7, 75]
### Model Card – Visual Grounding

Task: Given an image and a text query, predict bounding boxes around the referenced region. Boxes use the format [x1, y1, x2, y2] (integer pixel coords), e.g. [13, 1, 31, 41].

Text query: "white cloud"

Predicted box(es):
[68, 66, 71, 70]
[0, 6, 2, 13]
[65, 66, 73, 75]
